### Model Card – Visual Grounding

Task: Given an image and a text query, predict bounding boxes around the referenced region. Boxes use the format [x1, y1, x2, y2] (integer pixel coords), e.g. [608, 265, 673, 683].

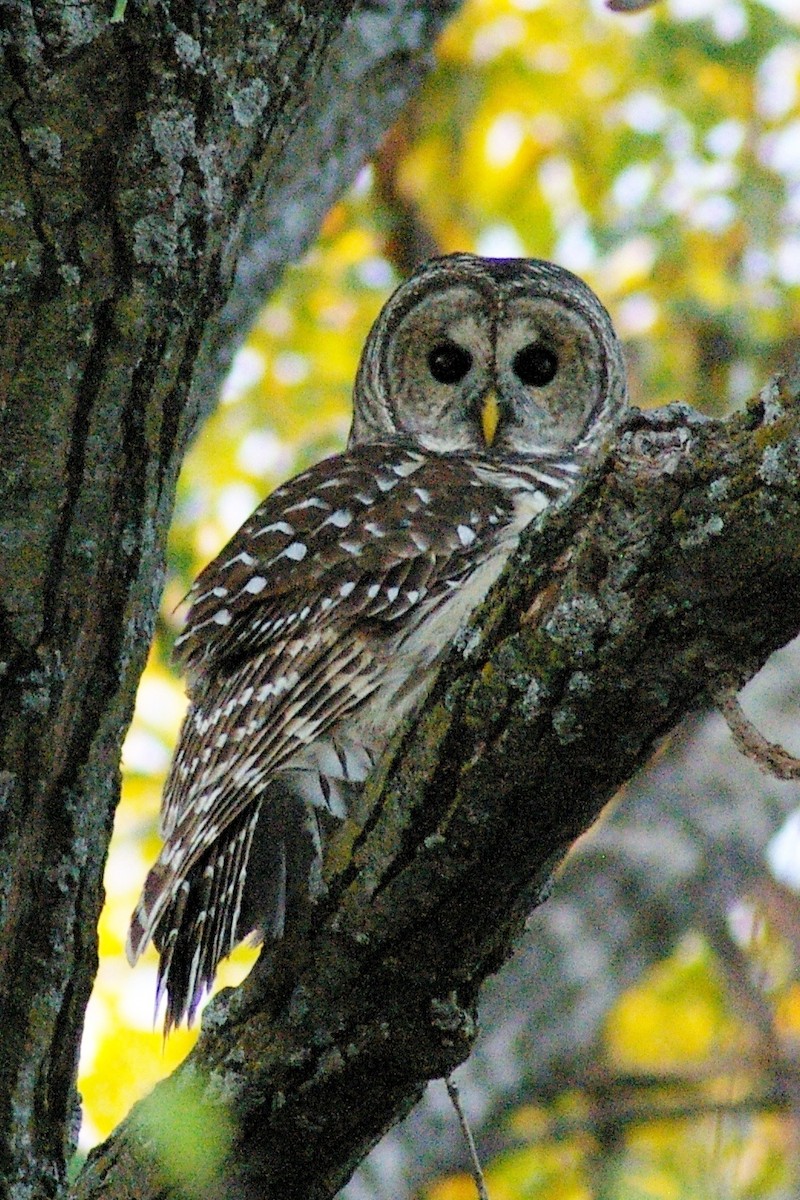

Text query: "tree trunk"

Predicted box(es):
[73, 371, 800, 1199]
[0, 4, 460, 1196]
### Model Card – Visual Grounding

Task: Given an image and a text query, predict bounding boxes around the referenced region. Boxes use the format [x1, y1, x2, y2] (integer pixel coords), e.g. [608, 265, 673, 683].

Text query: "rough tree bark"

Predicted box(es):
[0, 3, 460, 1197]
[73, 368, 800, 1200]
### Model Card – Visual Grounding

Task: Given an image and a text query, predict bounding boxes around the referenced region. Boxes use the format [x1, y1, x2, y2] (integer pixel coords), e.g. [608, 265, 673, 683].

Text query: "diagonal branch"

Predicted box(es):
[74, 364, 800, 1200]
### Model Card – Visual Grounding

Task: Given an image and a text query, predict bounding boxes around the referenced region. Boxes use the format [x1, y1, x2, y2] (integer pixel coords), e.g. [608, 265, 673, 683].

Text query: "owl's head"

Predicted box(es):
[350, 253, 627, 458]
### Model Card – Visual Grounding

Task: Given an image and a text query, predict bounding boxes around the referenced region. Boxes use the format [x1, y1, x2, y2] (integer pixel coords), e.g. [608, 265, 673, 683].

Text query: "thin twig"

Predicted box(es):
[445, 1076, 490, 1200]
[720, 695, 800, 780]
[606, 0, 661, 11]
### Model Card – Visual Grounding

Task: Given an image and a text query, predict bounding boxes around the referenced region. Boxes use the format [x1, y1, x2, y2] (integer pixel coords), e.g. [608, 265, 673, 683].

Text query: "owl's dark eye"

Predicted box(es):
[513, 343, 559, 387]
[427, 341, 473, 384]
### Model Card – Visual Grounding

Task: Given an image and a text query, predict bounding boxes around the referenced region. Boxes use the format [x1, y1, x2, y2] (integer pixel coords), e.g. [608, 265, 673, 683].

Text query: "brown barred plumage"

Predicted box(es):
[127, 253, 627, 1029]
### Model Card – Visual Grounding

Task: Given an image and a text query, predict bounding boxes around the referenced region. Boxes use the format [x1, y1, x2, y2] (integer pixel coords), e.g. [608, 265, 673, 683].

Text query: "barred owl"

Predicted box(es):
[127, 253, 627, 1030]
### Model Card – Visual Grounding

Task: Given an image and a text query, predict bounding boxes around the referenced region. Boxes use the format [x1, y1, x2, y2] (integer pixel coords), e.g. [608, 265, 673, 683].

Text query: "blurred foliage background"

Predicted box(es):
[78, 0, 800, 1195]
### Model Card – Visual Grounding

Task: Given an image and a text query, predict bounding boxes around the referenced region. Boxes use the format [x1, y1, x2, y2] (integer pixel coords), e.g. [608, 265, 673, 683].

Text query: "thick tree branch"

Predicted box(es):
[364, 682, 800, 1198]
[188, 1, 459, 421]
[75, 368, 800, 1199]
[0, 5, 460, 1196]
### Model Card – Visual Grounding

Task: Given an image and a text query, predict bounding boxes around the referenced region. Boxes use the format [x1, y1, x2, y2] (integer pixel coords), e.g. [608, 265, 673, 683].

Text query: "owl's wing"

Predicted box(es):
[175, 447, 500, 669]
[127, 441, 571, 1023]
[162, 442, 519, 826]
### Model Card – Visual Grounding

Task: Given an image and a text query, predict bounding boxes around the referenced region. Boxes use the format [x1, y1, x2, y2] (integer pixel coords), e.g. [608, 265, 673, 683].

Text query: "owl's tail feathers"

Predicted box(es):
[126, 862, 172, 967]
[126, 804, 269, 1034]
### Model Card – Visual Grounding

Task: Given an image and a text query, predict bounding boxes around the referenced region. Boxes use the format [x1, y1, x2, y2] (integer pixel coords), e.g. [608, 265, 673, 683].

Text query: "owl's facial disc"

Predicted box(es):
[384, 284, 494, 452]
[492, 296, 607, 455]
[385, 284, 608, 456]
[350, 255, 625, 456]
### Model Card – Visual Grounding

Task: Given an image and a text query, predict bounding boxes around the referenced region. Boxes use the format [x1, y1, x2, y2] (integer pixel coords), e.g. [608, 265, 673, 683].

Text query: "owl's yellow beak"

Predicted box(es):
[481, 390, 501, 447]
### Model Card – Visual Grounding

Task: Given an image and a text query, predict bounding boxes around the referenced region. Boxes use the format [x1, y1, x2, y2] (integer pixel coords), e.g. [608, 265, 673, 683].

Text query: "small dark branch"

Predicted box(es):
[751, 876, 800, 956]
[546, 1083, 800, 1142]
[445, 1077, 489, 1200]
[606, 0, 662, 11]
[696, 900, 782, 1051]
[75, 365, 800, 1200]
[481, 1059, 800, 1154]
[720, 695, 800, 780]
[374, 118, 441, 275]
